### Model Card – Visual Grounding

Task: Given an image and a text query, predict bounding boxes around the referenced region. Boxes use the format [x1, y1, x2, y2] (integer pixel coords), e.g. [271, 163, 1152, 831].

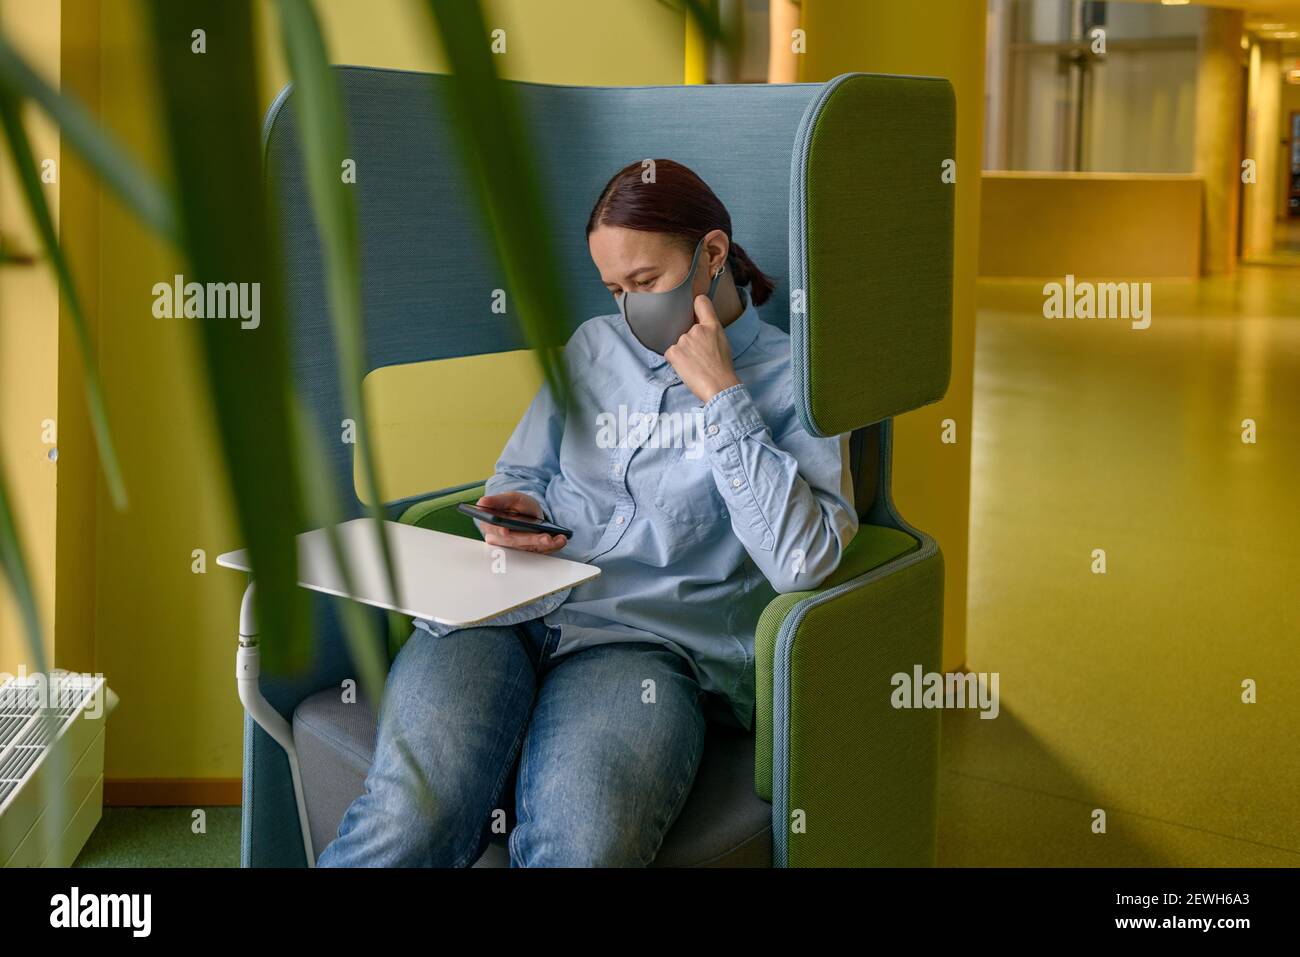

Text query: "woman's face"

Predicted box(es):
[588, 225, 728, 301]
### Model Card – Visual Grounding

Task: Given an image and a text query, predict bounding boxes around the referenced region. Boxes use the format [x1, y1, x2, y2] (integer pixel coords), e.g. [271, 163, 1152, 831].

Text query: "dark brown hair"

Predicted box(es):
[585, 158, 776, 307]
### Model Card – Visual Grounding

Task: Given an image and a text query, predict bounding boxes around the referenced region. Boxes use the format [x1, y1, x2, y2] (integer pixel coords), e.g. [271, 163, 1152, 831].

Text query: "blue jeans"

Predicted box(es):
[316, 618, 707, 867]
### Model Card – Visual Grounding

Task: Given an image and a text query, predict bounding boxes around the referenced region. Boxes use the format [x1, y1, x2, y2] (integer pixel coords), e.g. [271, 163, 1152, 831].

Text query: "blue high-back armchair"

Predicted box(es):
[245, 66, 954, 867]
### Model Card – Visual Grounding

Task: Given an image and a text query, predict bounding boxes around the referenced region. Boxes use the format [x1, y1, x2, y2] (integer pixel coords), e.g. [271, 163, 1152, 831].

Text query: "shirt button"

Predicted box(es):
[731, 478, 742, 488]
[707, 424, 719, 436]
[615, 515, 625, 525]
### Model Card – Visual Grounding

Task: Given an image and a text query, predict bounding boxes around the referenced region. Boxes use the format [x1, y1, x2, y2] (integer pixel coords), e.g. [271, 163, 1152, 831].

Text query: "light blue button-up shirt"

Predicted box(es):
[414, 288, 858, 730]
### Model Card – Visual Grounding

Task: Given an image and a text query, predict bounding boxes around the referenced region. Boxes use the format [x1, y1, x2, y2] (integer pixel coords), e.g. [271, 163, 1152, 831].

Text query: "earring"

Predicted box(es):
[714, 265, 725, 278]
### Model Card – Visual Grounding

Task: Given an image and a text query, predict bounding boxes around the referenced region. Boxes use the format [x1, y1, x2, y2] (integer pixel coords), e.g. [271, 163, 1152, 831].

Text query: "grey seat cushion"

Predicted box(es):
[293, 688, 772, 867]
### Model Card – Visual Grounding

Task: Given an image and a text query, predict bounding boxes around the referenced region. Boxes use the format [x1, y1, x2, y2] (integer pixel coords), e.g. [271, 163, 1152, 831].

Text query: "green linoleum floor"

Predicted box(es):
[939, 263, 1300, 867]
[72, 807, 241, 867]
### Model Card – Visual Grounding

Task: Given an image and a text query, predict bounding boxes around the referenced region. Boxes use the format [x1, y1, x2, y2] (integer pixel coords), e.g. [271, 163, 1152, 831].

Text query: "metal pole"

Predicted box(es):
[235, 580, 316, 867]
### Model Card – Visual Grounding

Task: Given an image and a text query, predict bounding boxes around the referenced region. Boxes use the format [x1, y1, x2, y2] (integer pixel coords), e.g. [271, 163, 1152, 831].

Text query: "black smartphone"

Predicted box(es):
[456, 502, 573, 539]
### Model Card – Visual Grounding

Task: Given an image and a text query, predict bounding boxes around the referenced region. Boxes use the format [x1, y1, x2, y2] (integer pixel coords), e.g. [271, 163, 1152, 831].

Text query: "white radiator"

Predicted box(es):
[0, 672, 118, 867]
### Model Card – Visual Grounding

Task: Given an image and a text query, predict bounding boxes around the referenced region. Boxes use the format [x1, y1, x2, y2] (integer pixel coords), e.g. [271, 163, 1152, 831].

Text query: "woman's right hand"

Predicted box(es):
[475, 492, 568, 554]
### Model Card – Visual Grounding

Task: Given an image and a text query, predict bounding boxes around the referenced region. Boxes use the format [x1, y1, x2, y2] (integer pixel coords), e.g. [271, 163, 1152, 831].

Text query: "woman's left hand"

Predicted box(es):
[664, 294, 742, 404]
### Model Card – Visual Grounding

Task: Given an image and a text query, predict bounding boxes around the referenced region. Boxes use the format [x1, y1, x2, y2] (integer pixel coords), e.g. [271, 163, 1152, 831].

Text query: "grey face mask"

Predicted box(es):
[616, 237, 723, 355]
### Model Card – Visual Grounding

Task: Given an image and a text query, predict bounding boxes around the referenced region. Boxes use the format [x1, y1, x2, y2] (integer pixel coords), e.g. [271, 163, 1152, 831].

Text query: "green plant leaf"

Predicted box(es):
[0, 89, 128, 510]
[272, 0, 404, 635]
[290, 393, 429, 822]
[288, 392, 389, 706]
[142, 0, 311, 673]
[423, 0, 571, 406]
[0, 31, 178, 244]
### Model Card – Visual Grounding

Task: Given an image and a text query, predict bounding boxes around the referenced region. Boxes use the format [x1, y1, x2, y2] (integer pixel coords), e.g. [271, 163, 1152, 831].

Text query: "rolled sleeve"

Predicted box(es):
[483, 369, 568, 524]
[701, 383, 767, 450]
[700, 384, 777, 550]
[697, 382, 857, 592]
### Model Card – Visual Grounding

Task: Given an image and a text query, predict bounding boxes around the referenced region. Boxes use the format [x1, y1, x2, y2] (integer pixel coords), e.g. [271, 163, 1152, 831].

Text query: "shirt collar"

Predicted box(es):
[723, 286, 762, 361]
[621, 285, 763, 371]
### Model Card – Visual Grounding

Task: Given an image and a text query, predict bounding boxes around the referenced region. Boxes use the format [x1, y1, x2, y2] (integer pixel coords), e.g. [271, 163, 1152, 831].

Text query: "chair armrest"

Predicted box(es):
[397, 482, 487, 538]
[755, 528, 942, 867]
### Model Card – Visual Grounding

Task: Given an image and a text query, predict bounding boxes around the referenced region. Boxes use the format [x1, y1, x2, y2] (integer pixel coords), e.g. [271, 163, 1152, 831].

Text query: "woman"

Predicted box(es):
[317, 159, 857, 868]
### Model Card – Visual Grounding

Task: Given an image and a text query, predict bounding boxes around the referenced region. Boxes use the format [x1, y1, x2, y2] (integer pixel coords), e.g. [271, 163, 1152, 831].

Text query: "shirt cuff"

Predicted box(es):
[700, 383, 767, 453]
[698, 383, 776, 551]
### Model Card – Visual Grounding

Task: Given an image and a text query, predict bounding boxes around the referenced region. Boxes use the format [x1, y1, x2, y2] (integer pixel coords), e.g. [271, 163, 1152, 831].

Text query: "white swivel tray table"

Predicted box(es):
[216, 516, 600, 625]
[216, 516, 600, 866]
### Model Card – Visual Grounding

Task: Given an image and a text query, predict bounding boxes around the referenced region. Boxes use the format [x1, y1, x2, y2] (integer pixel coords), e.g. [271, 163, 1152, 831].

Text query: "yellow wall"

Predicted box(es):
[980, 172, 1203, 279]
[50, 0, 685, 785]
[0, 0, 61, 676]
[54, 0, 100, 675]
[799, 0, 984, 672]
[256, 0, 683, 90]
[92, 0, 234, 781]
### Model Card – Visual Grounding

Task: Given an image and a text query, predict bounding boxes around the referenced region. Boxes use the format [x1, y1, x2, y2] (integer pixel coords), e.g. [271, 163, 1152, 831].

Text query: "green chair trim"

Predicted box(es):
[398, 482, 487, 535]
[771, 541, 943, 867]
[754, 523, 920, 801]
[789, 73, 955, 437]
